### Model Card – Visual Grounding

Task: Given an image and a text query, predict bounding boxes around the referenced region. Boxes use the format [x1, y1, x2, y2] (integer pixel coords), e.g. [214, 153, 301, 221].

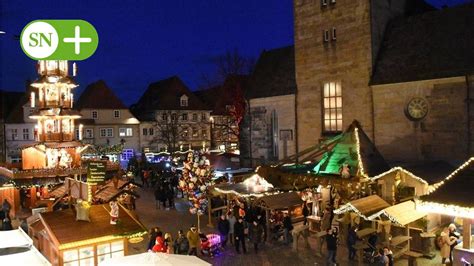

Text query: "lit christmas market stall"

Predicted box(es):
[417, 157, 474, 265]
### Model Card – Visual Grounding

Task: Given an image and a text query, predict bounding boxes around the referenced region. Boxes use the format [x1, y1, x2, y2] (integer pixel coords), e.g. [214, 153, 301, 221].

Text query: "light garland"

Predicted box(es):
[416, 199, 474, 219]
[354, 128, 369, 179]
[427, 157, 474, 194]
[370, 167, 429, 185]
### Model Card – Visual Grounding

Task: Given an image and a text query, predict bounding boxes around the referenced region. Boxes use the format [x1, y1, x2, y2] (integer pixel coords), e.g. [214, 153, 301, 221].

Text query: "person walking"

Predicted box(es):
[383, 246, 394, 266]
[187, 225, 200, 256]
[2, 199, 11, 219]
[166, 183, 174, 209]
[250, 220, 263, 254]
[440, 227, 456, 264]
[448, 223, 460, 263]
[147, 227, 160, 251]
[2, 217, 12, 231]
[234, 217, 247, 254]
[164, 233, 173, 253]
[152, 232, 166, 253]
[217, 214, 230, 248]
[173, 230, 190, 255]
[347, 225, 358, 261]
[302, 202, 310, 225]
[326, 227, 338, 265]
[227, 211, 236, 245]
[282, 212, 293, 245]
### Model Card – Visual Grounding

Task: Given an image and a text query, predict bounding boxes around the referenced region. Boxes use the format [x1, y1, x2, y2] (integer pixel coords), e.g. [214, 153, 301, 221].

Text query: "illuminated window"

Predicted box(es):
[114, 110, 120, 118]
[92, 110, 98, 119]
[180, 95, 188, 107]
[323, 81, 342, 133]
[119, 128, 133, 137]
[192, 127, 199, 138]
[98, 241, 124, 264]
[63, 246, 95, 266]
[22, 128, 29, 140]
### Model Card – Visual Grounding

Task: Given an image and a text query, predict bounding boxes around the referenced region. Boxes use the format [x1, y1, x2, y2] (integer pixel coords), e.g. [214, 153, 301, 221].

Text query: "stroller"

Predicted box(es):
[199, 233, 221, 257]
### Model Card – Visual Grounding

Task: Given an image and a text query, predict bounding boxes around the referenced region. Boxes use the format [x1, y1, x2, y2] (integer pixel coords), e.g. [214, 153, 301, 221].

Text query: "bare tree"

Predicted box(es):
[198, 49, 255, 90]
[149, 110, 188, 155]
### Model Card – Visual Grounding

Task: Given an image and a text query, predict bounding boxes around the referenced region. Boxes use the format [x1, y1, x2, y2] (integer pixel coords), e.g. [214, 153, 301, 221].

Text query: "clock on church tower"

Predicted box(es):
[405, 97, 429, 121]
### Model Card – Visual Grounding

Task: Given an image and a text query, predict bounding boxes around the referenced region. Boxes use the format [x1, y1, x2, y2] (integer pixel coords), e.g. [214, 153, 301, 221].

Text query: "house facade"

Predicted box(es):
[241, 46, 297, 166]
[294, 0, 474, 164]
[1, 90, 26, 163]
[4, 89, 37, 163]
[75, 80, 140, 163]
[132, 76, 211, 153]
[195, 75, 248, 152]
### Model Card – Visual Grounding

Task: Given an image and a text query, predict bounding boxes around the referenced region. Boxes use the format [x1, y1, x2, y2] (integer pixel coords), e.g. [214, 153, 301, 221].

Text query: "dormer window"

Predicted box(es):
[180, 95, 188, 107]
[114, 110, 120, 118]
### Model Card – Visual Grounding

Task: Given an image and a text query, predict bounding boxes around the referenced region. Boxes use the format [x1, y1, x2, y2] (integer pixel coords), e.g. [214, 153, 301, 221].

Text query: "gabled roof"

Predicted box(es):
[133, 76, 209, 120]
[5, 87, 34, 124]
[76, 80, 128, 109]
[420, 157, 474, 211]
[0, 90, 24, 120]
[312, 121, 390, 178]
[371, 3, 474, 85]
[247, 46, 296, 99]
[195, 75, 249, 116]
[334, 195, 390, 220]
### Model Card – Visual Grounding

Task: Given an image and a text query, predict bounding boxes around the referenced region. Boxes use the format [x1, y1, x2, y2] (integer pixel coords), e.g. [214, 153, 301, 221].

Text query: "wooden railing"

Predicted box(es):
[40, 133, 74, 142]
[0, 162, 120, 179]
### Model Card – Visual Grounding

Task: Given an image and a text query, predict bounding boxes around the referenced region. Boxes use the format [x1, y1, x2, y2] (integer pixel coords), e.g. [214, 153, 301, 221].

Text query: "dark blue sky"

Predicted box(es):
[0, 0, 470, 106]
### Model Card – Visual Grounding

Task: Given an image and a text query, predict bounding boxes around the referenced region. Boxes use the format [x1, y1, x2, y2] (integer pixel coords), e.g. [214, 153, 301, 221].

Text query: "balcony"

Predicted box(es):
[40, 133, 74, 142]
[40, 100, 72, 109]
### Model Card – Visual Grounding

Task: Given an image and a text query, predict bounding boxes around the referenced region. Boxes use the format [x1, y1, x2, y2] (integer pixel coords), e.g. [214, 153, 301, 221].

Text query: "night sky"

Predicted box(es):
[0, 0, 470, 106]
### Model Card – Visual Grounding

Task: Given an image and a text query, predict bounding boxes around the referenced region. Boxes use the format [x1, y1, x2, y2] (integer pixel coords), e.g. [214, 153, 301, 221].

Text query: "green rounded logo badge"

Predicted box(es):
[20, 20, 99, 60]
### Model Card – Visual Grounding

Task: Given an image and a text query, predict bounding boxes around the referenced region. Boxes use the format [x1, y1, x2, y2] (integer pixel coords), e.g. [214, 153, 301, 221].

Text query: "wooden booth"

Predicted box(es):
[256, 192, 304, 238]
[417, 157, 474, 266]
[209, 173, 275, 226]
[28, 204, 147, 266]
[369, 200, 428, 262]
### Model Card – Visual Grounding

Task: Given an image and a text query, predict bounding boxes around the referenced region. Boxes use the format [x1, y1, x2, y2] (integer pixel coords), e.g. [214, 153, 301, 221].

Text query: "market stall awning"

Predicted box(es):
[334, 195, 390, 220]
[417, 157, 474, 219]
[312, 121, 390, 178]
[369, 200, 427, 226]
[257, 192, 303, 210]
[213, 174, 274, 197]
[101, 252, 210, 266]
[0, 229, 51, 266]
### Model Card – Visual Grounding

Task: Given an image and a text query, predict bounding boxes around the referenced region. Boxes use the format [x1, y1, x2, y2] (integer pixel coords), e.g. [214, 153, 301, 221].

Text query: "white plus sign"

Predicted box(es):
[63, 26, 92, 55]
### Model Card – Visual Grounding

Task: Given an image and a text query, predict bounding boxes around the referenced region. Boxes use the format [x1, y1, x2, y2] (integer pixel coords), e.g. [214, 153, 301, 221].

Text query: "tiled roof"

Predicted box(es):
[0, 90, 24, 120]
[247, 45, 296, 99]
[76, 80, 128, 109]
[371, 3, 474, 85]
[421, 159, 474, 209]
[5, 87, 34, 124]
[195, 75, 249, 116]
[133, 76, 209, 121]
